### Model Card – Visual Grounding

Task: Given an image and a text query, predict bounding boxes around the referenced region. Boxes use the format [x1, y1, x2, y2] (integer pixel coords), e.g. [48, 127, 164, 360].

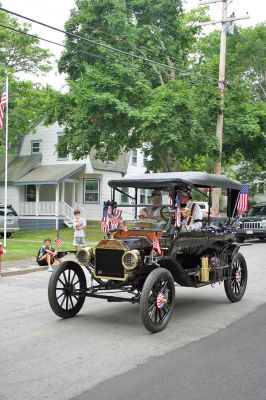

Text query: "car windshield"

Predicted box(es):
[247, 206, 266, 216]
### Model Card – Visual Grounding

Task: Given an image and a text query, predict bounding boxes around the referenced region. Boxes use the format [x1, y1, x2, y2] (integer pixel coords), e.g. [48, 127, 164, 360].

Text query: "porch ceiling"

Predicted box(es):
[14, 164, 86, 185]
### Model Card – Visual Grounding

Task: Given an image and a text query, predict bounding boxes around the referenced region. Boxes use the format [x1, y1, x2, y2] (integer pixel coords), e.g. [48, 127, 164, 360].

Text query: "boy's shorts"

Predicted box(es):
[73, 237, 86, 247]
[37, 257, 55, 266]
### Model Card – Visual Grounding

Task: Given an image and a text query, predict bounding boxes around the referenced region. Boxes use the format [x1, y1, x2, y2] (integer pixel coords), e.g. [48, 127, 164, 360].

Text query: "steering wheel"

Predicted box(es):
[160, 206, 173, 221]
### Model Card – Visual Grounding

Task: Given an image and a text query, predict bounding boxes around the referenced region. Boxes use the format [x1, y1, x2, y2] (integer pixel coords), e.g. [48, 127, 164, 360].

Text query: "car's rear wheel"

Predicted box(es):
[48, 261, 87, 318]
[140, 268, 175, 333]
[224, 253, 247, 302]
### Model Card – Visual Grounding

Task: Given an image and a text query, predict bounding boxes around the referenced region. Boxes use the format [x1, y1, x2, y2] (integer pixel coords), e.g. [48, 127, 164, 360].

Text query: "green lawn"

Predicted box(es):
[1, 226, 104, 262]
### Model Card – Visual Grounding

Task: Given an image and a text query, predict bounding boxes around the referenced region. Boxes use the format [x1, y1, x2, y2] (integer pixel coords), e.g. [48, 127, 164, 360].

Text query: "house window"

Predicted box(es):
[120, 187, 129, 204]
[25, 185, 36, 202]
[31, 140, 41, 154]
[131, 150, 137, 165]
[140, 189, 152, 204]
[57, 133, 69, 160]
[83, 179, 99, 203]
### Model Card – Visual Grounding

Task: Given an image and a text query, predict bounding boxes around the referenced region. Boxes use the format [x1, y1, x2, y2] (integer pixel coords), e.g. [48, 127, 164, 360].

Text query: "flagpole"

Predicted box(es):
[4, 75, 8, 248]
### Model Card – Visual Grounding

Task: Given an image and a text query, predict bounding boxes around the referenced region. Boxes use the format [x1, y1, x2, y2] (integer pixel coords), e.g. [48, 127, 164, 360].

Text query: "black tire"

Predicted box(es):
[224, 253, 247, 302]
[48, 261, 87, 318]
[140, 268, 175, 333]
[236, 236, 244, 243]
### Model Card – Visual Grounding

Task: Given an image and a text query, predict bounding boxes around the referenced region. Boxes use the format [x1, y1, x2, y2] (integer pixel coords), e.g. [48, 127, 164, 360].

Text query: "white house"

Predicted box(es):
[0, 121, 147, 229]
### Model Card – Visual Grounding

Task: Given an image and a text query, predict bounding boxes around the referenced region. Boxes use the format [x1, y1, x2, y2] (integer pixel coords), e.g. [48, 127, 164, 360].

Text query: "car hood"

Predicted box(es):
[240, 216, 266, 222]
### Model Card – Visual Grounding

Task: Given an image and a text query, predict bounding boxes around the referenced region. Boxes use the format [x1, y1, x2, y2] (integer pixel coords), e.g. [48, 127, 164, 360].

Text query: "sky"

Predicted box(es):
[2, 0, 266, 89]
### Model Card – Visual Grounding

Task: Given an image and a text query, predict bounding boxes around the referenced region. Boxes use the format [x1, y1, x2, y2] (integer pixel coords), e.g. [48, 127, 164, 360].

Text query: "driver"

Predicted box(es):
[177, 187, 203, 231]
[138, 190, 163, 220]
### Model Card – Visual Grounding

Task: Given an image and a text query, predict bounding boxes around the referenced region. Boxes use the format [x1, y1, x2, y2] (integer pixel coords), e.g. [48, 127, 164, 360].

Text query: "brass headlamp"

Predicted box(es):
[122, 250, 140, 271]
[76, 247, 93, 265]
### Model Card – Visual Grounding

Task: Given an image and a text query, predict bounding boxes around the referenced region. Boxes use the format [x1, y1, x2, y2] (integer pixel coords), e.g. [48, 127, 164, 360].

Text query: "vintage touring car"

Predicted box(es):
[48, 172, 248, 333]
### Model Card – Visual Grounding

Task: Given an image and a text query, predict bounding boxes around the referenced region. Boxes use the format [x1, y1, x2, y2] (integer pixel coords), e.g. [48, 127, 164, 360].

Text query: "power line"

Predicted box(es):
[0, 7, 219, 84]
[0, 23, 140, 70]
[0, 22, 216, 89]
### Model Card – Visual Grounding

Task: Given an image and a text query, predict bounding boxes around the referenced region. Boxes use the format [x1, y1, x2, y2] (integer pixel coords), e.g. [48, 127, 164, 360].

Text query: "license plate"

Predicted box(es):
[246, 229, 253, 234]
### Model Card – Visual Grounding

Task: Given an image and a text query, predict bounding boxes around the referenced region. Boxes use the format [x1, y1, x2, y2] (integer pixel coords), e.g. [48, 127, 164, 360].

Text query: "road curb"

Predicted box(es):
[0, 265, 47, 278]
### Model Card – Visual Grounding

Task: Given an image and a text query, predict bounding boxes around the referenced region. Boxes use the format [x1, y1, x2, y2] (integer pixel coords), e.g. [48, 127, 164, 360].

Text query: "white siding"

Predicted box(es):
[20, 121, 92, 169]
[126, 149, 146, 177]
[0, 185, 20, 212]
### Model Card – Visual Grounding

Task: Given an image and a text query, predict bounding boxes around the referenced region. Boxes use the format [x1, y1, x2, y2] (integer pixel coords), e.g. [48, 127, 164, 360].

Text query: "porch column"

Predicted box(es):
[73, 182, 76, 205]
[55, 183, 59, 230]
[62, 182, 65, 203]
[36, 185, 40, 216]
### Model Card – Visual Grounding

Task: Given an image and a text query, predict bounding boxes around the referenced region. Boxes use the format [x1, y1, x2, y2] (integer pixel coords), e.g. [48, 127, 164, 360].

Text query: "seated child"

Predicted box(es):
[36, 238, 62, 272]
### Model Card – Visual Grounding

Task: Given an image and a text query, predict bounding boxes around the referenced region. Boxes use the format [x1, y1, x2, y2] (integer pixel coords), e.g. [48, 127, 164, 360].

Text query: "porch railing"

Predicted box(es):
[19, 201, 56, 216]
[19, 201, 85, 219]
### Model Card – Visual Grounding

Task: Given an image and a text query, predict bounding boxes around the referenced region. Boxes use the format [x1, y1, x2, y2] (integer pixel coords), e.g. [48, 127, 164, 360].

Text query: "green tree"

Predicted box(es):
[0, 9, 51, 75]
[49, 0, 213, 170]
[195, 24, 266, 180]
[0, 9, 55, 153]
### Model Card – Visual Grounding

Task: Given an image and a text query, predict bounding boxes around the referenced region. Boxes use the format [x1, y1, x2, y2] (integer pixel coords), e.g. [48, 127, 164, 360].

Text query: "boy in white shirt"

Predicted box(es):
[73, 208, 87, 250]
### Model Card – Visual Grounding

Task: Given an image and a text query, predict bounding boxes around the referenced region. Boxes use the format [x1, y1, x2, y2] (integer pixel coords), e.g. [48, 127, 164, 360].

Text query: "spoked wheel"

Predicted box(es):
[140, 268, 175, 333]
[48, 261, 87, 318]
[224, 253, 248, 302]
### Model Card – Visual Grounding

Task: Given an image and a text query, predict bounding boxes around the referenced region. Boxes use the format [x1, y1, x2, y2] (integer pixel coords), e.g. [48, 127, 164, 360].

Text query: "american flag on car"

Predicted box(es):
[237, 184, 249, 215]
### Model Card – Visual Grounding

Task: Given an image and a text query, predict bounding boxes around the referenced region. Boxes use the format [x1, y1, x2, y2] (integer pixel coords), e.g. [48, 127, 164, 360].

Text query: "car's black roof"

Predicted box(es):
[108, 171, 241, 190]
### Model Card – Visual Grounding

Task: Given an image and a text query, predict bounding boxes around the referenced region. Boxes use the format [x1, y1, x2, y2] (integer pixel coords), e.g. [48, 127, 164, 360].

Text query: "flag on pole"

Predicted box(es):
[0, 84, 7, 129]
[237, 184, 249, 215]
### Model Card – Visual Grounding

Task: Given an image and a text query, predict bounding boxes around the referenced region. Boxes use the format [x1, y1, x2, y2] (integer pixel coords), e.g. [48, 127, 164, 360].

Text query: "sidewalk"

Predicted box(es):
[0, 254, 76, 278]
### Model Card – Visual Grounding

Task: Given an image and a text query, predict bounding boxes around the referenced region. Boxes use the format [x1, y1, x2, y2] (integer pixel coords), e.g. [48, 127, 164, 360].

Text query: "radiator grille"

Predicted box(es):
[241, 222, 262, 229]
[95, 248, 125, 279]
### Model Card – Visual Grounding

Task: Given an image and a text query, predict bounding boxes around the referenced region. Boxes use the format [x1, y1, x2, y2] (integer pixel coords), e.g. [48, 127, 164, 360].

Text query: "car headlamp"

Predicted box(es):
[76, 247, 92, 265]
[122, 250, 140, 271]
[261, 219, 266, 228]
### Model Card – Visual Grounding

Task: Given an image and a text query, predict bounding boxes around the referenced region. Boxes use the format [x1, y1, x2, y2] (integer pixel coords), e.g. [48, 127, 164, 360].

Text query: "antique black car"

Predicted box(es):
[48, 172, 248, 333]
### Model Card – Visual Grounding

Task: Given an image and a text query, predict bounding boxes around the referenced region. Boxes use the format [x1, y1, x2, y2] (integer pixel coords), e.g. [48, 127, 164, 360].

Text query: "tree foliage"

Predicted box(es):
[49, 1, 265, 178]
[0, 9, 54, 153]
[49, 0, 217, 171]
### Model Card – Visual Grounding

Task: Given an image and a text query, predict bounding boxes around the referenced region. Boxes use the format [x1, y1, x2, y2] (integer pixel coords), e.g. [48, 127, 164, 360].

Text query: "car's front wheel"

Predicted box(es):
[140, 268, 175, 333]
[48, 261, 87, 318]
[224, 253, 247, 302]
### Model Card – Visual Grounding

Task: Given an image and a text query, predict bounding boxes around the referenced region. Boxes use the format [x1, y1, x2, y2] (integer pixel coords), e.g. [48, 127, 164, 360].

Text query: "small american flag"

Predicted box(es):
[237, 184, 249, 215]
[175, 193, 181, 228]
[55, 230, 62, 247]
[0, 84, 7, 129]
[153, 234, 162, 255]
[101, 201, 112, 233]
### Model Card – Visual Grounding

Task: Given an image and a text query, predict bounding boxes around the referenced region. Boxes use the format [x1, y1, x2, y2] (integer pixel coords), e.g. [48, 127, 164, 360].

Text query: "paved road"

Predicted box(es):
[0, 242, 265, 400]
[71, 303, 266, 400]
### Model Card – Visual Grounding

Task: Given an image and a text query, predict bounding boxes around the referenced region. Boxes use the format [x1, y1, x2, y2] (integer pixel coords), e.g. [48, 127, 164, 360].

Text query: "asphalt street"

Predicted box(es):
[0, 242, 265, 400]
[71, 303, 266, 400]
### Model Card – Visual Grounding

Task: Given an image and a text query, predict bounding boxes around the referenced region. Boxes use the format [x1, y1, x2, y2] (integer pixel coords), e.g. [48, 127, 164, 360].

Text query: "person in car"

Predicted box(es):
[177, 187, 203, 231]
[138, 190, 163, 220]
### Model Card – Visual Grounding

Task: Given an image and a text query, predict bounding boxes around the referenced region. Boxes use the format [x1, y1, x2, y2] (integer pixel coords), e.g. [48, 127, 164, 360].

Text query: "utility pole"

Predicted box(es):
[198, 0, 249, 215]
